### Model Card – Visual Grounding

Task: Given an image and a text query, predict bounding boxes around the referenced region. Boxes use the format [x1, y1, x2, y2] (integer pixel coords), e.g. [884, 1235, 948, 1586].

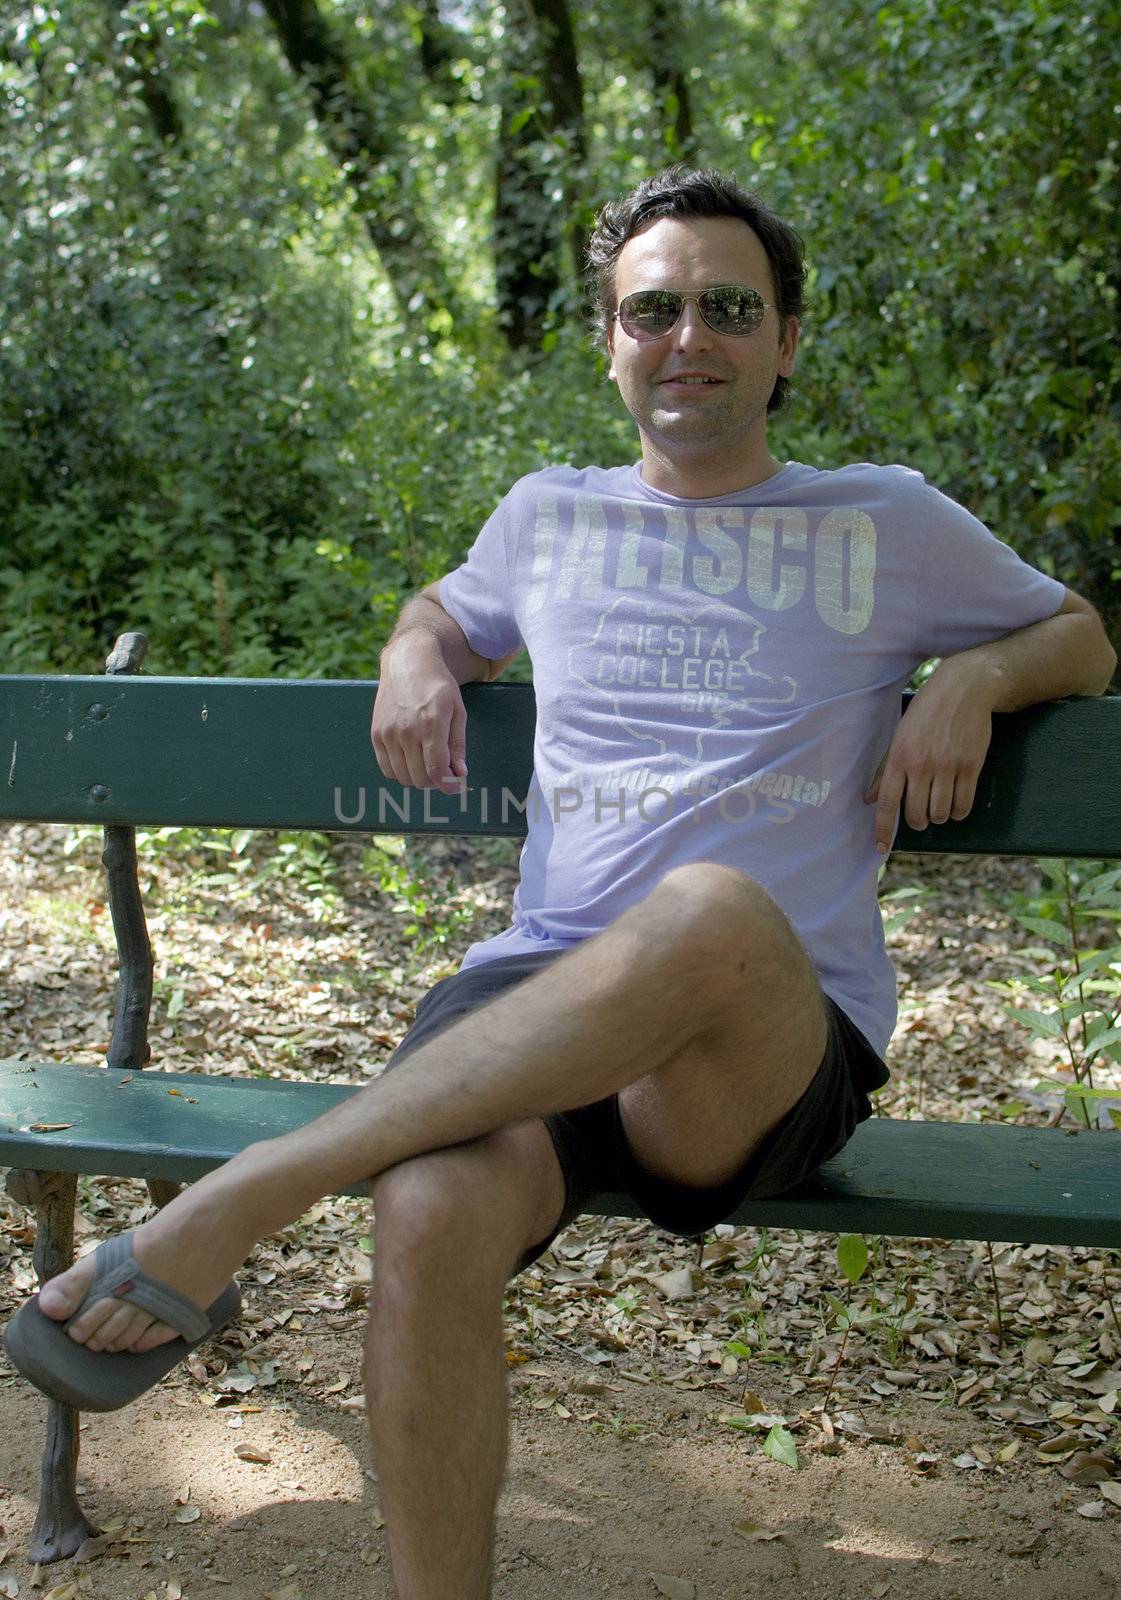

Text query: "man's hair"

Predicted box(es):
[586, 165, 806, 413]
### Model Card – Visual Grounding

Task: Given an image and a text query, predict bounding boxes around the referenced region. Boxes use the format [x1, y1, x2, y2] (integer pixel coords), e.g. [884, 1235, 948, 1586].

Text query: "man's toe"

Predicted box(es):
[81, 1303, 149, 1350]
[38, 1266, 91, 1322]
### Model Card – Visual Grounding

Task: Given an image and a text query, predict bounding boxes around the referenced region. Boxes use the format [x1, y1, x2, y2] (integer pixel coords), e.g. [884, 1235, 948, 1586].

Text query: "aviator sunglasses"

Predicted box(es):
[614, 284, 774, 340]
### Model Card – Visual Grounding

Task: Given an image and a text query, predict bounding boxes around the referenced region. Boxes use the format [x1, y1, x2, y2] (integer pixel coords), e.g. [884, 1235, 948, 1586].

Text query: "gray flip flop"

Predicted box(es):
[3, 1232, 241, 1412]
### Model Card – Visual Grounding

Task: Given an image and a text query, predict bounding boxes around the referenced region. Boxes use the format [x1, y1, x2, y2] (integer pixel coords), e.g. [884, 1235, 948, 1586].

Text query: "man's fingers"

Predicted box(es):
[448, 695, 468, 783]
[903, 772, 932, 833]
[371, 731, 406, 788]
[951, 769, 979, 821]
[405, 737, 440, 792]
[872, 764, 907, 854]
[927, 771, 956, 827]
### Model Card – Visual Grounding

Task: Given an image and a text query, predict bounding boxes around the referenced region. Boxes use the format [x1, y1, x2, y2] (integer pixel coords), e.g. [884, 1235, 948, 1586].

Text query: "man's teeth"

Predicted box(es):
[670, 376, 718, 385]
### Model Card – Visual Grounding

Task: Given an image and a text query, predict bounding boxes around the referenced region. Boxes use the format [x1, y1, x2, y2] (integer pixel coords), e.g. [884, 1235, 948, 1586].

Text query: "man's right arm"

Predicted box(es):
[370, 581, 519, 793]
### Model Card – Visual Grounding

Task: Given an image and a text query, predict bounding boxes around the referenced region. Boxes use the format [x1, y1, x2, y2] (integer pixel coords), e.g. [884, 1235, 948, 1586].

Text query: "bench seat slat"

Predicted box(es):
[3, 1061, 1118, 1248]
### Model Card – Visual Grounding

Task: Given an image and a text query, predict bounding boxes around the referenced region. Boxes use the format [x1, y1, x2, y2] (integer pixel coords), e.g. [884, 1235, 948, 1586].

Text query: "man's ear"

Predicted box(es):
[778, 316, 800, 378]
[606, 316, 617, 382]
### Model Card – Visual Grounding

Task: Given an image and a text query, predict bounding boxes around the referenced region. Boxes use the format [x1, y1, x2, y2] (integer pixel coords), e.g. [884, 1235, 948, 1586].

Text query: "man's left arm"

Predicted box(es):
[866, 589, 1118, 855]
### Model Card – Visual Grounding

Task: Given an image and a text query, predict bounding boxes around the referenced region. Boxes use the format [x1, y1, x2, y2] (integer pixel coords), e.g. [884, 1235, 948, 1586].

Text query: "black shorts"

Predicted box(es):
[385, 948, 888, 1275]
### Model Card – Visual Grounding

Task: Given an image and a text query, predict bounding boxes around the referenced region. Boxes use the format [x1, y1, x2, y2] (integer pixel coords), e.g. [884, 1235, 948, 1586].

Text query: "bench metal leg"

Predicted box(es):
[6, 1168, 98, 1563]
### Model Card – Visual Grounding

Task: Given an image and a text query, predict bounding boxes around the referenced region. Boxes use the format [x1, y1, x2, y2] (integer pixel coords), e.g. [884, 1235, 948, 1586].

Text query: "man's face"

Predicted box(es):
[606, 215, 799, 473]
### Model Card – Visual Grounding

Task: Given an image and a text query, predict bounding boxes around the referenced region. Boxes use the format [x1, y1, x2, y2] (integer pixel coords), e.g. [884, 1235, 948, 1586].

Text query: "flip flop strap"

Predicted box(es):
[70, 1231, 211, 1343]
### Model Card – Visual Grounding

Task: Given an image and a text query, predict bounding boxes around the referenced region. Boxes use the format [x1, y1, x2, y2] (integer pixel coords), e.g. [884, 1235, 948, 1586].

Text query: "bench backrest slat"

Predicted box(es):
[0, 676, 1117, 856]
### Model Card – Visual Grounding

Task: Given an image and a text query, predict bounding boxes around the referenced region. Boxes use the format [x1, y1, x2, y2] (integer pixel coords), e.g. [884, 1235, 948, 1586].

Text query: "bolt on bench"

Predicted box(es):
[1, 633, 1119, 1562]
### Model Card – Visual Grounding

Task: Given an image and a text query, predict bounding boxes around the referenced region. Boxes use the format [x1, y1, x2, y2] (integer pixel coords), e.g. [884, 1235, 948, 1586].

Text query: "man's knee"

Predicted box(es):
[650, 862, 798, 970]
[369, 1122, 563, 1276]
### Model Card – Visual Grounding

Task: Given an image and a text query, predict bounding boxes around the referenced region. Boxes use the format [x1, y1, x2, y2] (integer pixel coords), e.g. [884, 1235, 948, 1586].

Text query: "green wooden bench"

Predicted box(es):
[1, 633, 1119, 1562]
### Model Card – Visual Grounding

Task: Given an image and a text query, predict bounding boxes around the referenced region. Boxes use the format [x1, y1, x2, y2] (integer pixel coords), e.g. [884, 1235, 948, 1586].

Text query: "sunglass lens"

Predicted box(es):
[618, 290, 683, 337]
[700, 286, 764, 334]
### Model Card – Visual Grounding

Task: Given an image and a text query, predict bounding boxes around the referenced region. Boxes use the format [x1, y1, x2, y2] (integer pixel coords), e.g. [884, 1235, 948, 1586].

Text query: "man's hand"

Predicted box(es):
[864, 657, 998, 855]
[865, 588, 1116, 856]
[372, 633, 469, 795]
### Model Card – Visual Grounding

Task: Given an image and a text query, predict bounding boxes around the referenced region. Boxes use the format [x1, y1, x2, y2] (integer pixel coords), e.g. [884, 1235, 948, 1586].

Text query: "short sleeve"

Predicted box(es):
[438, 489, 525, 661]
[913, 479, 1066, 660]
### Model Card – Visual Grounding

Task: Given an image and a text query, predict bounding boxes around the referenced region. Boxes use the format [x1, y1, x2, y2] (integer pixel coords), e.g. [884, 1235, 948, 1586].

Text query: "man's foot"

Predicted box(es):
[37, 1150, 282, 1354]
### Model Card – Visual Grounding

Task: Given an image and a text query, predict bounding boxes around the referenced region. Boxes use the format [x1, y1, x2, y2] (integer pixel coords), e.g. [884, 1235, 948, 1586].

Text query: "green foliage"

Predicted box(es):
[879, 882, 929, 940]
[836, 1232, 869, 1285]
[0, 0, 1116, 672]
[363, 835, 473, 954]
[137, 824, 340, 916]
[991, 859, 1121, 1128]
[762, 1423, 799, 1468]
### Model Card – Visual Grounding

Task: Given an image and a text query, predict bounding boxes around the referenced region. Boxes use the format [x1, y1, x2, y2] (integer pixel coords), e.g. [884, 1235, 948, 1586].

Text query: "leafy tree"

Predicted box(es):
[0, 0, 1115, 676]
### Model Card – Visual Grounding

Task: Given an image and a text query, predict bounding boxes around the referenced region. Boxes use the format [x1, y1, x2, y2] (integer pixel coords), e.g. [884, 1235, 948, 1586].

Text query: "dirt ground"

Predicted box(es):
[2, 1324, 1120, 1600]
[2, 826, 1120, 1599]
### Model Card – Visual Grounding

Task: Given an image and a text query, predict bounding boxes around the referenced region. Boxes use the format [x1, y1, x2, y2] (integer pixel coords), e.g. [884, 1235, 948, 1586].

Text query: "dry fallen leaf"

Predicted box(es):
[735, 1521, 784, 1542]
[1022, 1337, 1054, 1367]
[71, 1532, 113, 1562]
[1009, 1532, 1048, 1558]
[1059, 1451, 1114, 1485]
[650, 1577, 696, 1600]
[650, 1267, 694, 1301]
[235, 1445, 272, 1464]
[1079, 1369, 1121, 1396]
[1037, 1430, 1081, 1456]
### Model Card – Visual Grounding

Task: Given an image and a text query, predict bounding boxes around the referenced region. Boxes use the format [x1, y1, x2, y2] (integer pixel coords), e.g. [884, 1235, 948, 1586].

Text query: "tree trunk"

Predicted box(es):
[494, 0, 586, 351]
[105, 7, 186, 147]
[413, 0, 458, 103]
[648, 0, 696, 162]
[260, 0, 458, 334]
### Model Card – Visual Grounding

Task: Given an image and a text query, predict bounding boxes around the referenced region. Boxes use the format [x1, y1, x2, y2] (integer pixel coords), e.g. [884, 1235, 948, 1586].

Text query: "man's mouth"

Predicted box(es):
[659, 374, 723, 386]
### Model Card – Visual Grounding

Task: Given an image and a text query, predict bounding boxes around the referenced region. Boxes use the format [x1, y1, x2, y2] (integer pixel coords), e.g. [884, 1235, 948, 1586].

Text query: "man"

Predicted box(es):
[8, 167, 1116, 1599]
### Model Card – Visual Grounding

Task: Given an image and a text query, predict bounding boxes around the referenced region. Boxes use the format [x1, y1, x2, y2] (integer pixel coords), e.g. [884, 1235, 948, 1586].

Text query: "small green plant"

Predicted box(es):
[363, 836, 472, 957]
[607, 1284, 643, 1320]
[878, 881, 930, 939]
[991, 859, 1121, 1129]
[136, 825, 340, 906]
[720, 1230, 779, 1361]
[819, 1232, 891, 1413]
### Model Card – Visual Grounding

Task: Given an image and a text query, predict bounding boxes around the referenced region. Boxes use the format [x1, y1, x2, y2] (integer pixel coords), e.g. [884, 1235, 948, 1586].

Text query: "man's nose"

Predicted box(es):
[672, 301, 714, 353]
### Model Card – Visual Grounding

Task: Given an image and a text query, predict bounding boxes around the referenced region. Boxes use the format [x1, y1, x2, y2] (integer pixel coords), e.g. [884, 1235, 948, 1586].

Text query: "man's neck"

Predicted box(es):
[637, 442, 786, 500]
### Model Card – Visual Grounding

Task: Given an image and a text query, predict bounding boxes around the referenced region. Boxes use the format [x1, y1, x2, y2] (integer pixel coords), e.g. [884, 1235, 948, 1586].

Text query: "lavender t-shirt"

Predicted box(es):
[438, 461, 1065, 1056]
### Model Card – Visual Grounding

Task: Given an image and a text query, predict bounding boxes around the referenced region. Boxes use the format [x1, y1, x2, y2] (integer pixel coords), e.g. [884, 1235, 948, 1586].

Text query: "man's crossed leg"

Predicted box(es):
[33, 862, 845, 1597]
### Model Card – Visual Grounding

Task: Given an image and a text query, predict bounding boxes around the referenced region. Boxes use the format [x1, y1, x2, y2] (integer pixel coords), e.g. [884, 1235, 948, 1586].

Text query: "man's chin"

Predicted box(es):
[645, 409, 734, 447]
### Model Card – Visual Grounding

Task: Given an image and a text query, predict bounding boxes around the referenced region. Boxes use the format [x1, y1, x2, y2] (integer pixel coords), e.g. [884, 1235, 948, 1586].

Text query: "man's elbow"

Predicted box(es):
[1059, 591, 1117, 693]
[1082, 613, 1118, 693]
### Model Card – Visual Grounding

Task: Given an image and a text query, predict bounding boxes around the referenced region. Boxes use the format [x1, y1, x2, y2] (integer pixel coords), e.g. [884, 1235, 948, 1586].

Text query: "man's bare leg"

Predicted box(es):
[37, 861, 828, 1351]
[364, 1120, 564, 1600]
